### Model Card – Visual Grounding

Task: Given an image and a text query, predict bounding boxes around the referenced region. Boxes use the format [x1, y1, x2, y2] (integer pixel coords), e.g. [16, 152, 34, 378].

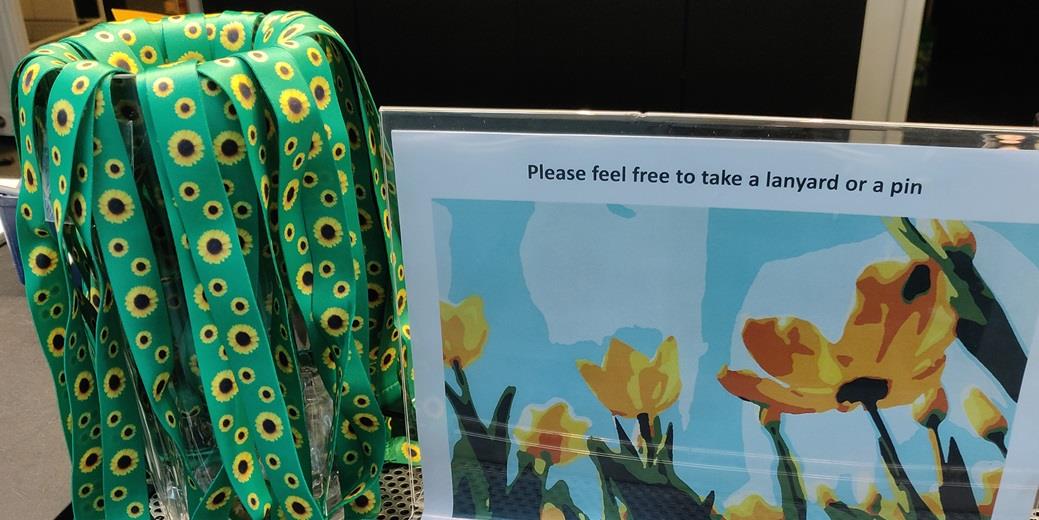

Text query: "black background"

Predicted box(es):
[92, 1, 1039, 125]
[200, 0, 868, 118]
[908, 2, 1039, 126]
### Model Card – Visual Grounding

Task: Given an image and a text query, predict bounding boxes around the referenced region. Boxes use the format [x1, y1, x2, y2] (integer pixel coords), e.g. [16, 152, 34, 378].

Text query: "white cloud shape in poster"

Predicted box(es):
[520, 203, 710, 423]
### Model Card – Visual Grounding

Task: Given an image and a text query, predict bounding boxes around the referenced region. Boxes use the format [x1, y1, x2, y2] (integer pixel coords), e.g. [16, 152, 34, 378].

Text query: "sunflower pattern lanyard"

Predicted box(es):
[12, 10, 414, 519]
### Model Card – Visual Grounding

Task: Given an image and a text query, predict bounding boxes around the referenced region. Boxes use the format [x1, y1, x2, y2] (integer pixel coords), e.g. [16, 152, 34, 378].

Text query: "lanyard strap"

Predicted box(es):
[12, 10, 414, 519]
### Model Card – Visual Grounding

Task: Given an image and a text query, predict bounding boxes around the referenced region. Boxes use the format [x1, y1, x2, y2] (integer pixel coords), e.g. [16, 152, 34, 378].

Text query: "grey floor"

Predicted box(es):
[0, 136, 70, 517]
[0, 246, 72, 518]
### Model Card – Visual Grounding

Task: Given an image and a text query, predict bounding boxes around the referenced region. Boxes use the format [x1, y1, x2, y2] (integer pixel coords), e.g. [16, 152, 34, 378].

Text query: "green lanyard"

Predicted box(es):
[11, 10, 414, 519]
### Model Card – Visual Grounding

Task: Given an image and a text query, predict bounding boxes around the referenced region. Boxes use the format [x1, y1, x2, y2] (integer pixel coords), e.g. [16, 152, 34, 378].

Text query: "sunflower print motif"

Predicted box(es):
[117, 29, 136, 45]
[400, 441, 421, 463]
[320, 307, 349, 337]
[204, 486, 232, 510]
[295, 263, 314, 295]
[73, 371, 95, 401]
[227, 324, 259, 355]
[211, 370, 238, 402]
[213, 131, 246, 165]
[232, 451, 255, 482]
[196, 229, 233, 264]
[71, 75, 91, 95]
[285, 495, 314, 520]
[124, 286, 159, 318]
[21, 162, 38, 193]
[27, 246, 58, 276]
[230, 73, 257, 109]
[14, 12, 407, 519]
[220, 22, 246, 51]
[313, 216, 343, 248]
[51, 100, 75, 136]
[109, 448, 139, 476]
[310, 76, 332, 110]
[103, 367, 126, 398]
[174, 97, 196, 119]
[349, 490, 377, 515]
[126, 501, 146, 518]
[278, 88, 310, 123]
[46, 327, 65, 357]
[97, 189, 135, 224]
[139, 45, 158, 64]
[275, 61, 295, 80]
[168, 129, 205, 167]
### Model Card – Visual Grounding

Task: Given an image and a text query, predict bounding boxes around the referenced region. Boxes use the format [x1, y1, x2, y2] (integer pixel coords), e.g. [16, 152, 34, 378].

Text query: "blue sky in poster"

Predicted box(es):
[432, 199, 1038, 519]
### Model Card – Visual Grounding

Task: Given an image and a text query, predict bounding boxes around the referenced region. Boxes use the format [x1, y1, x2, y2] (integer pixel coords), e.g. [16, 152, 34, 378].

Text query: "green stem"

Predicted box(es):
[764, 421, 807, 520]
[987, 431, 1008, 458]
[865, 403, 937, 520]
[926, 426, 945, 485]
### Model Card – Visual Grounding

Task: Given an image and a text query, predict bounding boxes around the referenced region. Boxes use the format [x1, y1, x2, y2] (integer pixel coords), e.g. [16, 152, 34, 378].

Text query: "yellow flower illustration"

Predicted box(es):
[513, 401, 590, 466]
[814, 484, 839, 505]
[964, 387, 1007, 440]
[441, 295, 489, 369]
[718, 259, 957, 414]
[890, 219, 976, 260]
[577, 336, 681, 419]
[725, 494, 783, 520]
[540, 503, 565, 520]
[852, 483, 925, 519]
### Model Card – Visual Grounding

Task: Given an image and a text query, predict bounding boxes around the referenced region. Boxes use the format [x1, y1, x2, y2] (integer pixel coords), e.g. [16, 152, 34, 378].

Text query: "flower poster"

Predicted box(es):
[391, 128, 1039, 520]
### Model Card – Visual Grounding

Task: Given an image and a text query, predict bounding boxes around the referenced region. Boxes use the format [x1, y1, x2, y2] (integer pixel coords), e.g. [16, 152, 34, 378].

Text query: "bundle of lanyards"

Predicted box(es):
[10, 10, 417, 519]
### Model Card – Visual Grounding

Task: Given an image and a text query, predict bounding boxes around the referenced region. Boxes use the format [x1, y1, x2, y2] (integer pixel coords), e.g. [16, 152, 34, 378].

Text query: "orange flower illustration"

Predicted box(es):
[912, 387, 948, 427]
[577, 337, 681, 419]
[718, 258, 957, 414]
[513, 401, 590, 467]
[978, 467, 1003, 517]
[440, 295, 488, 369]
